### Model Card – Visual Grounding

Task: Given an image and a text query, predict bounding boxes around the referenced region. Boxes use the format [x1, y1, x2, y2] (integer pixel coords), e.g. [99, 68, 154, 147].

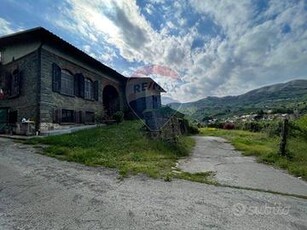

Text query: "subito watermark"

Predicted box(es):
[231, 203, 290, 217]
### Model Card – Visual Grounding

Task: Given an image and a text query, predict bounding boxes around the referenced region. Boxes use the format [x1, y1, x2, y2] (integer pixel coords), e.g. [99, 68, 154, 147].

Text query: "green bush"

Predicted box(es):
[185, 120, 200, 134]
[264, 121, 281, 137]
[187, 124, 199, 134]
[292, 115, 307, 138]
[113, 111, 124, 124]
[235, 121, 281, 136]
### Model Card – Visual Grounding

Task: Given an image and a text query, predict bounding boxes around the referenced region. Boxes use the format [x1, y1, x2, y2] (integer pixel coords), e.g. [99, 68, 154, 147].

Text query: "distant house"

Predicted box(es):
[0, 27, 164, 134]
[126, 77, 166, 118]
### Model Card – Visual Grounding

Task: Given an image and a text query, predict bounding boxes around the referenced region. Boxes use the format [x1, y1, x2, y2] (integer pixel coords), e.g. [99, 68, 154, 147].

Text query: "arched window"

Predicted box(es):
[61, 69, 74, 96]
[84, 78, 93, 100]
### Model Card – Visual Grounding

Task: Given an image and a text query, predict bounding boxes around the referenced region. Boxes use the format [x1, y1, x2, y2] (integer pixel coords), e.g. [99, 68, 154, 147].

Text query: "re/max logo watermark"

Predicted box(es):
[133, 81, 164, 93]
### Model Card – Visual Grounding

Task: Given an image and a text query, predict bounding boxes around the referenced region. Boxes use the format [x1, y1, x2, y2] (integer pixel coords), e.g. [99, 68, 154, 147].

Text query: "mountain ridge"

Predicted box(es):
[169, 79, 307, 120]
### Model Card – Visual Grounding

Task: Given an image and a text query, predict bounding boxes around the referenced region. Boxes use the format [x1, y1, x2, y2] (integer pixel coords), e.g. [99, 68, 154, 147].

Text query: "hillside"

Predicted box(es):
[169, 79, 307, 121]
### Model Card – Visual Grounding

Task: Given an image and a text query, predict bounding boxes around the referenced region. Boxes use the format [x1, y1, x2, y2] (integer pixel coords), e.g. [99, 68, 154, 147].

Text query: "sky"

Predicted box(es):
[0, 0, 307, 103]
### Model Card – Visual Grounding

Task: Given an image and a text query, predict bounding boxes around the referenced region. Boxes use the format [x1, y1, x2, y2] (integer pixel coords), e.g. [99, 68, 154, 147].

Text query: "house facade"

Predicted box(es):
[0, 27, 164, 134]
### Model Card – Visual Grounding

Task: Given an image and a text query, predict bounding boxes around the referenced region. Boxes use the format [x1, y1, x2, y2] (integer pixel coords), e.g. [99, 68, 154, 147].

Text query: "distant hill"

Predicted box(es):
[169, 79, 307, 121]
[161, 96, 181, 105]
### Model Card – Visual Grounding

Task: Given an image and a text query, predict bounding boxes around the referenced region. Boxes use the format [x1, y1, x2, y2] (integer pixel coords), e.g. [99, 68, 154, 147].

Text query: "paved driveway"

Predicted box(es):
[179, 136, 307, 197]
[1, 137, 307, 229]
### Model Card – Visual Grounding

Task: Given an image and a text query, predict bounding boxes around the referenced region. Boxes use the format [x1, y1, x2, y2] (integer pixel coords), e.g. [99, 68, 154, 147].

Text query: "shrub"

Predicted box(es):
[207, 122, 224, 129]
[293, 115, 307, 137]
[264, 121, 281, 137]
[113, 111, 124, 124]
[248, 122, 261, 132]
[188, 124, 200, 134]
[223, 123, 235, 130]
[185, 119, 200, 134]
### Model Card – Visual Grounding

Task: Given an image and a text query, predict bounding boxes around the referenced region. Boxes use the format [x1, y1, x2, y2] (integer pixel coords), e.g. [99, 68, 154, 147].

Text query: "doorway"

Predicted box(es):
[103, 85, 120, 117]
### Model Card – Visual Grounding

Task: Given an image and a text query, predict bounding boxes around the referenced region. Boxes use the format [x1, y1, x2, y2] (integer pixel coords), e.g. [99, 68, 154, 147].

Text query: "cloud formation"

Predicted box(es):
[0, 18, 19, 36]
[1, 0, 307, 102]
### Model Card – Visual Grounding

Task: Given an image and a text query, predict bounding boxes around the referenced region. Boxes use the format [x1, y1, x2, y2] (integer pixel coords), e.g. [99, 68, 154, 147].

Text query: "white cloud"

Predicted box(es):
[179, 0, 307, 101]
[0, 18, 18, 36]
[51, 0, 195, 77]
[46, 0, 307, 102]
[144, 3, 154, 15]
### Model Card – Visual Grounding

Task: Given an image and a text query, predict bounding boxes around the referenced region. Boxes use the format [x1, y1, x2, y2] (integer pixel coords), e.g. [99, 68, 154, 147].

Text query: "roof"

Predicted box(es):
[0, 27, 127, 81]
[0, 27, 167, 92]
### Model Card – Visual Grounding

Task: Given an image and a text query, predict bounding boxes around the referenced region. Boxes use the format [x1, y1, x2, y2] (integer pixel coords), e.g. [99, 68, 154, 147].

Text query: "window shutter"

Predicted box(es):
[5, 73, 12, 96]
[11, 69, 22, 97]
[80, 74, 85, 98]
[74, 111, 78, 123]
[80, 111, 85, 123]
[75, 110, 83, 123]
[93, 80, 99, 101]
[75, 73, 85, 98]
[52, 63, 61, 92]
[58, 109, 62, 124]
[53, 108, 58, 123]
[53, 108, 62, 123]
[16, 70, 21, 96]
[53, 109, 62, 123]
[74, 74, 79, 97]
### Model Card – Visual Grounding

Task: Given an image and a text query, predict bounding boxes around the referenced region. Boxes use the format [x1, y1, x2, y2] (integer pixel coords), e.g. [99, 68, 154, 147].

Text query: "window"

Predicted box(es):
[52, 64, 99, 101]
[61, 70, 74, 96]
[84, 78, 93, 100]
[62, 109, 74, 123]
[0, 69, 22, 99]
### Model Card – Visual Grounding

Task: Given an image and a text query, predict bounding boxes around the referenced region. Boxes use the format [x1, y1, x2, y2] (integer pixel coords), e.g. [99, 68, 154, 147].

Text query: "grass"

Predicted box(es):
[173, 171, 217, 184]
[26, 120, 208, 181]
[200, 125, 307, 181]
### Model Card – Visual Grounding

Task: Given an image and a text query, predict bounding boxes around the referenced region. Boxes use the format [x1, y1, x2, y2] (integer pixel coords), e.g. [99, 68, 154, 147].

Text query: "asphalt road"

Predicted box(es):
[1, 137, 307, 229]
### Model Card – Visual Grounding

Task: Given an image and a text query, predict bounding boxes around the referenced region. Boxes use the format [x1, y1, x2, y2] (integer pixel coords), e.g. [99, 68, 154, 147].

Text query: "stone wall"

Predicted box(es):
[0, 45, 129, 133]
[143, 109, 188, 142]
[39, 48, 126, 131]
[0, 51, 39, 126]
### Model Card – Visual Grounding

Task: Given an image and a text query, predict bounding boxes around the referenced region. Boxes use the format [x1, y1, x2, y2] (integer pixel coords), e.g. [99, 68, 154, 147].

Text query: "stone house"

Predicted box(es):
[0, 27, 164, 134]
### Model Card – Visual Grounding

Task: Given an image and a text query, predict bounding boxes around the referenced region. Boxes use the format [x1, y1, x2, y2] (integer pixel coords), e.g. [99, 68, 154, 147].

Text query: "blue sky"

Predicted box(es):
[1, 0, 307, 103]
